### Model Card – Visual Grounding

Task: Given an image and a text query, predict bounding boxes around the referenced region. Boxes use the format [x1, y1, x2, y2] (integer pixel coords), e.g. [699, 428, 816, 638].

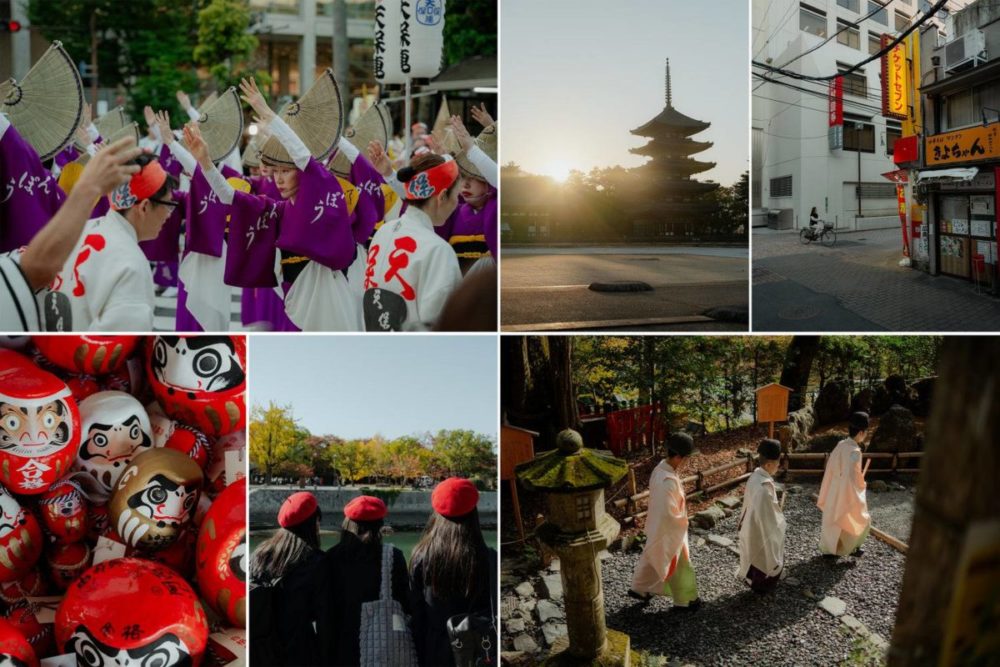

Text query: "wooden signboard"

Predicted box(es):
[501, 425, 538, 542]
[756, 383, 793, 438]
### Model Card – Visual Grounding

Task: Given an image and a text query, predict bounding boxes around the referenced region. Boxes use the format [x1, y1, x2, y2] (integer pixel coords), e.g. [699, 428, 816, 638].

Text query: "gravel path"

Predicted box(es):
[600, 483, 912, 666]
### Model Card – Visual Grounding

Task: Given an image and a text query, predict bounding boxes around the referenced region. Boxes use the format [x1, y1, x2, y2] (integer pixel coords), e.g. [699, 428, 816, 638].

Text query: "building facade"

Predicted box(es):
[910, 0, 1000, 291]
[752, 0, 955, 230]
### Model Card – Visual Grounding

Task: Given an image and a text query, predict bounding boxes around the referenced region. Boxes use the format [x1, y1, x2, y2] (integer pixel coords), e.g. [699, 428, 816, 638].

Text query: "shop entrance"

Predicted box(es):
[937, 193, 997, 290]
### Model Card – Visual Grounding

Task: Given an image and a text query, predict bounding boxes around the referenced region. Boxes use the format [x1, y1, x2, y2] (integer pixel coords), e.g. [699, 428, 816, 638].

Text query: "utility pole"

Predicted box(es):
[856, 122, 864, 224]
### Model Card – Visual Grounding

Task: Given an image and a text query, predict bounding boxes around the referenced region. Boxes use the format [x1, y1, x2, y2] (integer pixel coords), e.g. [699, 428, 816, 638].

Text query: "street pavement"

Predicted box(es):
[501, 246, 749, 331]
[753, 227, 1000, 331]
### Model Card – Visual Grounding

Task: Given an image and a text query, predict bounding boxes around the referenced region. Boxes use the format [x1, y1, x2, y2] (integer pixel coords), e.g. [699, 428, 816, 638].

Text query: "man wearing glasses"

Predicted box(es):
[40, 153, 179, 331]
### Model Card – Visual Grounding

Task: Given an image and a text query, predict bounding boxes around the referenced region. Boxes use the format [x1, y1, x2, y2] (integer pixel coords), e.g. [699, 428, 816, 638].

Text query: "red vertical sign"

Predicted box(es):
[897, 184, 910, 258]
[829, 76, 843, 127]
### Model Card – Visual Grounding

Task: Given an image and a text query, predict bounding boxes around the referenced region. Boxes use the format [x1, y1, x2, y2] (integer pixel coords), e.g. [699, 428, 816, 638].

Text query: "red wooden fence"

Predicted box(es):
[605, 404, 668, 455]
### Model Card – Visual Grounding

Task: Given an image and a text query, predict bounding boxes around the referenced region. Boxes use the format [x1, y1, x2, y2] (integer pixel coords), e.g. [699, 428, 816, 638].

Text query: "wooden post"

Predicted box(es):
[509, 479, 525, 542]
[768, 420, 774, 439]
[627, 467, 637, 498]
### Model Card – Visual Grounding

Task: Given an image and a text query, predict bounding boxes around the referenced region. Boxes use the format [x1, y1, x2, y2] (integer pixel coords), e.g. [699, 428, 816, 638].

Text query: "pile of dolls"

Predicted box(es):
[0, 335, 246, 667]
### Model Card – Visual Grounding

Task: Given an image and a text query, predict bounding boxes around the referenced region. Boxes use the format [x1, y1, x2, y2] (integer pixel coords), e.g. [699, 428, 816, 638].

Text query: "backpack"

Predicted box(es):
[445, 550, 498, 667]
[359, 544, 419, 667]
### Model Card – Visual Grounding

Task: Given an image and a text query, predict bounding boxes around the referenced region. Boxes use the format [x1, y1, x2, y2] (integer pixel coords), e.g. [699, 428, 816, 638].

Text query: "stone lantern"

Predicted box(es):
[516, 429, 631, 665]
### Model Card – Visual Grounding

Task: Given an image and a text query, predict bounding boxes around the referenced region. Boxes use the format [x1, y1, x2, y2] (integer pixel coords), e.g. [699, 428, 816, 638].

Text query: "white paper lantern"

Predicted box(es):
[374, 0, 446, 84]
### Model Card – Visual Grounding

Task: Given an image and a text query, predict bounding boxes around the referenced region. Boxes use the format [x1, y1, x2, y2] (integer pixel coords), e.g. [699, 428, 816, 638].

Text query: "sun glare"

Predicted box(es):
[544, 161, 571, 183]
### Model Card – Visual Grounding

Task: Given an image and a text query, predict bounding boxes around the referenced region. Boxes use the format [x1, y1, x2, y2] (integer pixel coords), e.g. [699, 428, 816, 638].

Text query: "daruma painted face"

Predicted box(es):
[109, 448, 203, 550]
[146, 337, 246, 437]
[38, 479, 89, 543]
[0, 350, 80, 495]
[196, 477, 246, 627]
[76, 391, 153, 494]
[56, 558, 209, 667]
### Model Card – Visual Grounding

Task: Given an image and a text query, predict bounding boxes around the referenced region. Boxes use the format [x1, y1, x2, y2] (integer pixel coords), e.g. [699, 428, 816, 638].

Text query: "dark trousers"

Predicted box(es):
[745, 565, 780, 594]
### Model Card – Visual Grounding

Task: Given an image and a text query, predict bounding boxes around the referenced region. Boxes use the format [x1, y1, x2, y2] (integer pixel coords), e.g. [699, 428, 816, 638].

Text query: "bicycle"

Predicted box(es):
[799, 221, 837, 247]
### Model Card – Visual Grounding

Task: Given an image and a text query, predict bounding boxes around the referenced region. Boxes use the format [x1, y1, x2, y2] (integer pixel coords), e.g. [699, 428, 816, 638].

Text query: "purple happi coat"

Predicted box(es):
[346, 153, 387, 246]
[0, 123, 67, 252]
[436, 187, 498, 259]
[140, 190, 186, 290]
[54, 144, 82, 169]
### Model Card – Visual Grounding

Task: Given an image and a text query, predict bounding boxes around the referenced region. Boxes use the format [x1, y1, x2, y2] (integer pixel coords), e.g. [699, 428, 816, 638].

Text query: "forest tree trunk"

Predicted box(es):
[889, 337, 1000, 665]
[779, 336, 820, 411]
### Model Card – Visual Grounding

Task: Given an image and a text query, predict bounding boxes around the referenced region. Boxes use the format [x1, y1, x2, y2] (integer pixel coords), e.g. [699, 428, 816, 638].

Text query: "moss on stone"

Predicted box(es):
[516, 444, 628, 493]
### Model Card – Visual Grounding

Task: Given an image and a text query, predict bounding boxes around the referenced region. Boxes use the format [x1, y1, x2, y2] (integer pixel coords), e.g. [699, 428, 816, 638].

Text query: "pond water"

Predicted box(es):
[250, 530, 498, 563]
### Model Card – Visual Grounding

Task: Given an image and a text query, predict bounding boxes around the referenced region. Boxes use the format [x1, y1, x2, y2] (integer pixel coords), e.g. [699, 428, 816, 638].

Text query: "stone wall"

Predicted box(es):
[249, 487, 498, 530]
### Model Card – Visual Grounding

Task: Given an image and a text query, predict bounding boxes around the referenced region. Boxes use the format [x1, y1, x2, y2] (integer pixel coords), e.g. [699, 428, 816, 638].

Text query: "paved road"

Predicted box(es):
[501, 247, 749, 331]
[753, 227, 1000, 331]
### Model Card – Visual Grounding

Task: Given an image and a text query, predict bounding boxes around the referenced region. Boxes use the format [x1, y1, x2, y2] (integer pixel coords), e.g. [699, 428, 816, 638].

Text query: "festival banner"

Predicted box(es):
[897, 184, 910, 258]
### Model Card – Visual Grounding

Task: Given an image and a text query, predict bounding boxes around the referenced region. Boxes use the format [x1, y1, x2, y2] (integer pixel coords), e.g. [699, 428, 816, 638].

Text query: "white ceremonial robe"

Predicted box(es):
[631, 460, 698, 604]
[39, 211, 154, 331]
[817, 438, 871, 556]
[737, 467, 786, 580]
[363, 207, 462, 331]
[0, 252, 39, 331]
[284, 244, 365, 332]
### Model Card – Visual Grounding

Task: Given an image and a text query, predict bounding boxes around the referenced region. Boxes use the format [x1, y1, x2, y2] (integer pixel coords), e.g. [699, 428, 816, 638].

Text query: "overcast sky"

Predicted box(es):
[502, 0, 748, 185]
[250, 336, 497, 440]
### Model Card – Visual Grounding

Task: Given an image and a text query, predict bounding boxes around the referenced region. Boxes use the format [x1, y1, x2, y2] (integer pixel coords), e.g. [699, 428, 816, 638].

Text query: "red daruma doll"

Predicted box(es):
[0, 486, 43, 582]
[32, 336, 140, 376]
[196, 478, 246, 628]
[0, 350, 81, 495]
[0, 616, 38, 667]
[56, 558, 209, 666]
[146, 337, 246, 437]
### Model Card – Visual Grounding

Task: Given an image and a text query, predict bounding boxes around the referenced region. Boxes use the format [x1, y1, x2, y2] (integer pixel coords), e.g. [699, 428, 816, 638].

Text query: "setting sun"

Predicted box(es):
[544, 160, 571, 182]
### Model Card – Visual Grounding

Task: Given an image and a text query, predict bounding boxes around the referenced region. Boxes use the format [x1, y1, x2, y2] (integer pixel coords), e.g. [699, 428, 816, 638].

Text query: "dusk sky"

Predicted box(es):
[502, 1, 748, 186]
[250, 336, 497, 440]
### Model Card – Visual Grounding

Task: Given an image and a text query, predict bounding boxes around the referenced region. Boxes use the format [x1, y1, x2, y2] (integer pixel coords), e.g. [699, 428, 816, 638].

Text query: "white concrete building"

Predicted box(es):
[752, 0, 960, 230]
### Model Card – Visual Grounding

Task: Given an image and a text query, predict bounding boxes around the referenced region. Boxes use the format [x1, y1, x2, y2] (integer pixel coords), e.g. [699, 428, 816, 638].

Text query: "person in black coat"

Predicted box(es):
[409, 478, 498, 667]
[315, 495, 410, 666]
[249, 491, 324, 667]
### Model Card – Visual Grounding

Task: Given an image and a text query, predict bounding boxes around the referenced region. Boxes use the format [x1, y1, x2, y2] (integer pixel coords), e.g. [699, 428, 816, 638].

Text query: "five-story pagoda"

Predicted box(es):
[628, 59, 719, 240]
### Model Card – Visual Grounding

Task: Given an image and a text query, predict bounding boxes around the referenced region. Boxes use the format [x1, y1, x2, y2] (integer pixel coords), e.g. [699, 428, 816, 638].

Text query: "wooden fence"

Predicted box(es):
[614, 450, 923, 526]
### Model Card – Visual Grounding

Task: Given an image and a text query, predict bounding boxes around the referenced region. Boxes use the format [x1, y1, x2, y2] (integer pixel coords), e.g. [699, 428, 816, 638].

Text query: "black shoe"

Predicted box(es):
[627, 589, 653, 603]
[672, 598, 702, 613]
[851, 548, 865, 557]
[821, 553, 839, 560]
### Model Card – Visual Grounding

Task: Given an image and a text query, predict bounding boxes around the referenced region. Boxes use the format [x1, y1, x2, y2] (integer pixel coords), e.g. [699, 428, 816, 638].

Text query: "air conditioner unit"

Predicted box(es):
[943, 30, 986, 73]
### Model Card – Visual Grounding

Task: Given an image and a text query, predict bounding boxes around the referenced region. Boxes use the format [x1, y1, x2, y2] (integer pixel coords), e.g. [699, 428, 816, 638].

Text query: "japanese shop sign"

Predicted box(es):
[926, 124, 1000, 166]
[881, 35, 908, 120]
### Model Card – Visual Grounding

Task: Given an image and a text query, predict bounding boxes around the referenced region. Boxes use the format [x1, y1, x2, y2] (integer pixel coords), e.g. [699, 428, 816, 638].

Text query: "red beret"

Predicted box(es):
[344, 495, 387, 522]
[432, 478, 479, 518]
[278, 492, 318, 528]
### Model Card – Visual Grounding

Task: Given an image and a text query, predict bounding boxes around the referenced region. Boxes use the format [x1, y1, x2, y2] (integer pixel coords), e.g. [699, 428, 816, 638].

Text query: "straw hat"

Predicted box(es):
[195, 87, 244, 163]
[431, 95, 450, 134]
[431, 125, 461, 156]
[95, 106, 129, 142]
[242, 132, 262, 169]
[328, 101, 391, 177]
[455, 122, 498, 181]
[0, 42, 83, 162]
[260, 68, 343, 167]
[72, 122, 141, 167]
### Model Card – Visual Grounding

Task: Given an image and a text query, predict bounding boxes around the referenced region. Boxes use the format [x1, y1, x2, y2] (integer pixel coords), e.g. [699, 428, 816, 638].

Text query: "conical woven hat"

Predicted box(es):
[431, 95, 450, 134]
[456, 122, 497, 180]
[73, 122, 141, 167]
[260, 68, 343, 167]
[198, 91, 218, 113]
[328, 101, 391, 177]
[1, 41, 83, 162]
[242, 133, 262, 169]
[431, 126, 461, 156]
[196, 87, 244, 163]
[95, 106, 128, 142]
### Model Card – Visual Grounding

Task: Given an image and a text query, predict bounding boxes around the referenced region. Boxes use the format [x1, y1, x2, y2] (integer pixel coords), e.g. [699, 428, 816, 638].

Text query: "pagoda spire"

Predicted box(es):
[665, 58, 672, 108]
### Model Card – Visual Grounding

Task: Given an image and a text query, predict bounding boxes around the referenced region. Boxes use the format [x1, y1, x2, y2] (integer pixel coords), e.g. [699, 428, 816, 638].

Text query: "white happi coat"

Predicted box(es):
[817, 438, 871, 555]
[363, 207, 461, 331]
[631, 460, 690, 594]
[39, 211, 154, 331]
[737, 467, 786, 579]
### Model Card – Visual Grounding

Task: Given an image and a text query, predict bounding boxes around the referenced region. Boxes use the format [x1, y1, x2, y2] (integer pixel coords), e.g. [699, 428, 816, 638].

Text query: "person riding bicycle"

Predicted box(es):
[809, 207, 820, 233]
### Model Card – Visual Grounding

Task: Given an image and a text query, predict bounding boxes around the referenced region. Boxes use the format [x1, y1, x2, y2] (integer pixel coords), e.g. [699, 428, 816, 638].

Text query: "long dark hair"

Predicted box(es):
[410, 508, 489, 599]
[250, 511, 320, 583]
[337, 517, 384, 557]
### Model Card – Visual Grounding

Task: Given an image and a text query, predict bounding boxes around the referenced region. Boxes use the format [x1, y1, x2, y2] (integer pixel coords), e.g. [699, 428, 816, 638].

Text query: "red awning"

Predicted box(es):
[881, 169, 909, 183]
